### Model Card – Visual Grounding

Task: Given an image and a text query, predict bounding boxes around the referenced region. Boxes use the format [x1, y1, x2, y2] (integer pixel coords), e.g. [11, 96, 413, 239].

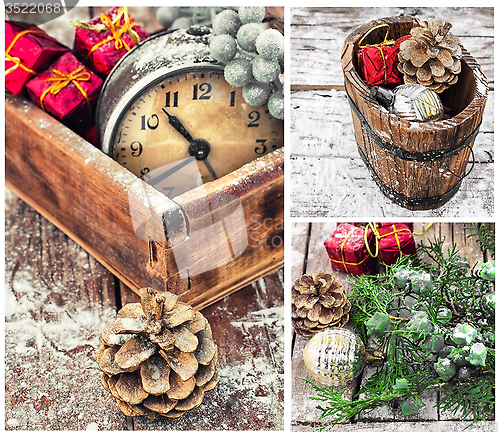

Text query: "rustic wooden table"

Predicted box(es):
[291, 7, 494, 218]
[4, 189, 284, 430]
[291, 221, 495, 431]
[4, 7, 284, 430]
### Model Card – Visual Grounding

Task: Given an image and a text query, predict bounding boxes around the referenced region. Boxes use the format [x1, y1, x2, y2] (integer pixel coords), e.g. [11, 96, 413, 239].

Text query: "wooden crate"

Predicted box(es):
[5, 95, 284, 310]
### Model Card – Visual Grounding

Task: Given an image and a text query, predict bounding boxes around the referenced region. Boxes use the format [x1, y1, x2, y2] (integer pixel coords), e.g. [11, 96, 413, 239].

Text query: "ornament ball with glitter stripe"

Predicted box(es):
[371, 83, 444, 122]
[303, 328, 385, 386]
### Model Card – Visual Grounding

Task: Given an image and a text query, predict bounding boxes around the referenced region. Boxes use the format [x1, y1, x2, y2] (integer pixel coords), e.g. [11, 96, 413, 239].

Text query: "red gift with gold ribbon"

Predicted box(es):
[374, 223, 416, 266]
[26, 52, 103, 133]
[73, 6, 150, 77]
[324, 223, 377, 275]
[378, 222, 414, 232]
[5, 21, 69, 97]
[356, 24, 410, 86]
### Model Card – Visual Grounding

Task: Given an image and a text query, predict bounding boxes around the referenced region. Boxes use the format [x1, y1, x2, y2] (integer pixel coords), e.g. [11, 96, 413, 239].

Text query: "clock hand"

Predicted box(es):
[161, 108, 193, 142]
[161, 109, 215, 178]
[185, 138, 217, 179]
[203, 158, 218, 180]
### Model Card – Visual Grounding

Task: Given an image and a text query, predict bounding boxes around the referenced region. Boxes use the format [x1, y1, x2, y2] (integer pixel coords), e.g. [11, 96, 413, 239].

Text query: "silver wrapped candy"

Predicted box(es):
[371, 83, 444, 122]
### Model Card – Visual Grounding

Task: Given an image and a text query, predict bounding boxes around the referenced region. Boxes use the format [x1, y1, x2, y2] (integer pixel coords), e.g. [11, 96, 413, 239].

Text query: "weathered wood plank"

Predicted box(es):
[291, 90, 494, 159]
[291, 7, 494, 87]
[291, 223, 337, 425]
[290, 89, 494, 217]
[292, 421, 498, 432]
[291, 222, 365, 426]
[291, 334, 325, 425]
[291, 222, 310, 280]
[4, 190, 127, 431]
[290, 156, 493, 218]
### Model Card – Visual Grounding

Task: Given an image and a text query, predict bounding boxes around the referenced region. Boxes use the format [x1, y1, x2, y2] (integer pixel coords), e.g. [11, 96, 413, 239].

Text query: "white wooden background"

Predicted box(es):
[290, 7, 494, 218]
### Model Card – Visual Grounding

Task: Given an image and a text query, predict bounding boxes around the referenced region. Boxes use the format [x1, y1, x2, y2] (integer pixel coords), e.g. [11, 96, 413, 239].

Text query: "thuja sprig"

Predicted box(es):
[438, 376, 495, 425]
[464, 223, 495, 258]
[305, 382, 402, 430]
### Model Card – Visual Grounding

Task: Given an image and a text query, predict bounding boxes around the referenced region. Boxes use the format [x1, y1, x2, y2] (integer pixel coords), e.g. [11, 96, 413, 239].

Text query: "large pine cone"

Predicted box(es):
[292, 271, 351, 337]
[398, 19, 462, 93]
[96, 288, 219, 419]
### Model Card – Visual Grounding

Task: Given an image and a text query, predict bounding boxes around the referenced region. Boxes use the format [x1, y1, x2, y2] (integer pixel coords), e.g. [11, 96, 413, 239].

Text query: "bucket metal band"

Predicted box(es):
[346, 91, 480, 162]
[357, 143, 463, 208]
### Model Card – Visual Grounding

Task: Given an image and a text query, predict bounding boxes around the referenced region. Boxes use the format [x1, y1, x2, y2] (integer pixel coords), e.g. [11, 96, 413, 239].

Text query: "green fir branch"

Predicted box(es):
[464, 223, 495, 258]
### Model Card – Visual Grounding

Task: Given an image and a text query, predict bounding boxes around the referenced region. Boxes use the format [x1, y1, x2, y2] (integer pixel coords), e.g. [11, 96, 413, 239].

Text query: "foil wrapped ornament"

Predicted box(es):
[370, 83, 444, 122]
[303, 328, 384, 386]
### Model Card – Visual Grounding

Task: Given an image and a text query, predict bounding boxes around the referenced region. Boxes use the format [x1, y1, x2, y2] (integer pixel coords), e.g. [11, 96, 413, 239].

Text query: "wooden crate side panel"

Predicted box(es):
[5, 97, 176, 294]
[173, 150, 285, 309]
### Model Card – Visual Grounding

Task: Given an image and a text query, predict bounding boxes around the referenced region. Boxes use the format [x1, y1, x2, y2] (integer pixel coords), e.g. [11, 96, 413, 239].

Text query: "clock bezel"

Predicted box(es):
[99, 61, 225, 158]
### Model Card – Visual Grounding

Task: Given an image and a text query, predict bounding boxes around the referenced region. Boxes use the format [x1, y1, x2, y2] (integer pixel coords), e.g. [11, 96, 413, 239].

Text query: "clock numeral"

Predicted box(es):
[165, 91, 179, 108]
[141, 168, 150, 182]
[193, 82, 212, 100]
[248, 111, 261, 127]
[230, 90, 236, 107]
[255, 139, 268, 155]
[130, 141, 143, 157]
[141, 114, 159, 130]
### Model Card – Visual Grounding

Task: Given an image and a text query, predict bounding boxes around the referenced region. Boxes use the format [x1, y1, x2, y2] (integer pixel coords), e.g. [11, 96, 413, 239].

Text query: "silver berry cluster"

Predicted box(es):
[209, 7, 284, 120]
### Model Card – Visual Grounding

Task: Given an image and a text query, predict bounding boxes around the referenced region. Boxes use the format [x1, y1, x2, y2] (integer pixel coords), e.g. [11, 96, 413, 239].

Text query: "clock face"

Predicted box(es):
[111, 69, 283, 190]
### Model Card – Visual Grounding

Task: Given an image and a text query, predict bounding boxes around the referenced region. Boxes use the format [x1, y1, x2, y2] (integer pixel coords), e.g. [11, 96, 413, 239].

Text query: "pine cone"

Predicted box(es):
[292, 271, 351, 337]
[398, 19, 462, 93]
[96, 288, 219, 419]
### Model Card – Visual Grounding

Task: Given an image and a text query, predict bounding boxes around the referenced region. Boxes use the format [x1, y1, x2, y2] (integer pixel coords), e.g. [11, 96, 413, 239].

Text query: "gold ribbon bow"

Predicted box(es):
[364, 222, 434, 259]
[5, 29, 46, 77]
[40, 67, 92, 116]
[365, 222, 410, 259]
[358, 23, 396, 84]
[78, 7, 141, 59]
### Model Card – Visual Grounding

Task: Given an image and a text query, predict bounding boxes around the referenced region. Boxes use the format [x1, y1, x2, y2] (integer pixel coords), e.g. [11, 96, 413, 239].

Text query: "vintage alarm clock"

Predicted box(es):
[97, 26, 283, 197]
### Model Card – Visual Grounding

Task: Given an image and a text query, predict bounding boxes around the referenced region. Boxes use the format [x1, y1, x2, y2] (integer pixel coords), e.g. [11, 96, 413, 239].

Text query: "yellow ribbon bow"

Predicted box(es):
[358, 23, 397, 85]
[364, 222, 433, 259]
[329, 227, 370, 273]
[5, 29, 46, 77]
[39, 66, 92, 116]
[83, 7, 141, 58]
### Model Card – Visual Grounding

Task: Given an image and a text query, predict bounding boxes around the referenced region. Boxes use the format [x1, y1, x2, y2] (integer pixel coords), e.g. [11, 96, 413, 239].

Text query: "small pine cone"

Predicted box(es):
[292, 271, 351, 337]
[96, 287, 219, 419]
[398, 19, 462, 93]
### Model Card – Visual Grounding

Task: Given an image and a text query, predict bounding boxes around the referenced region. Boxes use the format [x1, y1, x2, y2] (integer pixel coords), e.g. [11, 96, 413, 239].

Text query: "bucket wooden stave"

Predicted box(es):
[341, 16, 488, 210]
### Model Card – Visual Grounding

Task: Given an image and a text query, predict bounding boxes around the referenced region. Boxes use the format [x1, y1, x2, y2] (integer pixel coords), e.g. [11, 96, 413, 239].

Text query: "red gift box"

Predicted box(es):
[73, 6, 150, 77]
[376, 223, 416, 266]
[357, 24, 410, 86]
[82, 124, 100, 148]
[378, 222, 414, 232]
[5, 21, 69, 97]
[26, 52, 103, 133]
[324, 223, 377, 275]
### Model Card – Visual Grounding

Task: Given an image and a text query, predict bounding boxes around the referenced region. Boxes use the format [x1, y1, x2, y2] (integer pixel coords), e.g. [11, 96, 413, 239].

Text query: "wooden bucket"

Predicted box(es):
[341, 16, 488, 210]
